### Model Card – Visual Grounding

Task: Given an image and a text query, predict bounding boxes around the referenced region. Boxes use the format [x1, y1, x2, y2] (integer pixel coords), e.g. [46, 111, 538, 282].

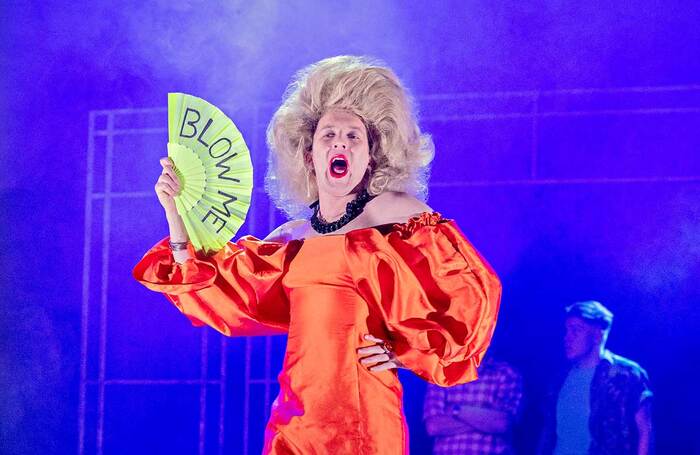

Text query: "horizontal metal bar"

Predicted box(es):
[247, 378, 278, 385]
[424, 107, 700, 123]
[92, 187, 268, 200]
[91, 107, 167, 115]
[417, 84, 700, 101]
[88, 108, 700, 134]
[92, 191, 152, 199]
[88, 176, 700, 201]
[94, 127, 167, 136]
[88, 84, 700, 117]
[431, 176, 700, 188]
[87, 379, 222, 386]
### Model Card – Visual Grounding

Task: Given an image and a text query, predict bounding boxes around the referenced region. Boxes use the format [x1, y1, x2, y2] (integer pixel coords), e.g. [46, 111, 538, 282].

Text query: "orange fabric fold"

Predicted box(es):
[132, 236, 302, 336]
[346, 212, 502, 387]
[132, 212, 501, 454]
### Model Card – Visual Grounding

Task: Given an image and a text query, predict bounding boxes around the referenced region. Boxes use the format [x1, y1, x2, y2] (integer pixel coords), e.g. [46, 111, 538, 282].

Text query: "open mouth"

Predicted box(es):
[329, 154, 349, 178]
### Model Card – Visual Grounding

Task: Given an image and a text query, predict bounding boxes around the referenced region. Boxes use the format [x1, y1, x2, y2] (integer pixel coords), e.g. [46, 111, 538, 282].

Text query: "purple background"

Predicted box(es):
[1, 2, 699, 454]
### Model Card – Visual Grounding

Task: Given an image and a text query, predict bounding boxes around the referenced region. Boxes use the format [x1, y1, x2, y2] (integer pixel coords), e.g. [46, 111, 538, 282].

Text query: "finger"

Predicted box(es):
[161, 165, 178, 182]
[160, 157, 173, 168]
[159, 173, 180, 190]
[156, 179, 177, 192]
[356, 345, 386, 356]
[155, 185, 175, 198]
[162, 167, 181, 188]
[155, 182, 176, 196]
[369, 361, 399, 372]
[360, 353, 390, 365]
[363, 334, 385, 344]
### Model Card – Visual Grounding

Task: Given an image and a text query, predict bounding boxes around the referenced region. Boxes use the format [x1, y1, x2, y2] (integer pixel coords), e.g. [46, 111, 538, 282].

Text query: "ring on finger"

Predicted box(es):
[380, 340, 393, 355]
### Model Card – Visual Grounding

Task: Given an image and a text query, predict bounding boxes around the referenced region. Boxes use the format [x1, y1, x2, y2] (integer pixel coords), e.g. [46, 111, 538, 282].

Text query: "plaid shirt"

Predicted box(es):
[423, 358, 524, 455]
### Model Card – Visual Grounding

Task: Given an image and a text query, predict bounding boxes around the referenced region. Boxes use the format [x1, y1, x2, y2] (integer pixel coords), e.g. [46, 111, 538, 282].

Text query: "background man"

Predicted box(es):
[424, 355, 523, 454]
[539, 301, 653, 454]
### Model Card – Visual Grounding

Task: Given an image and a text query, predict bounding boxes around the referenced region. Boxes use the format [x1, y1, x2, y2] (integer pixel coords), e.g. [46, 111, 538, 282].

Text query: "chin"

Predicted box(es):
[324, 188, 354, 198]
[320, 175, 361, 196]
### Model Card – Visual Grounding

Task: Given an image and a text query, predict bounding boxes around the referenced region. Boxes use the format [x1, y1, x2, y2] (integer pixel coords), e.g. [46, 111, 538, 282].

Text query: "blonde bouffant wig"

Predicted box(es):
[265, 55, 434, 218]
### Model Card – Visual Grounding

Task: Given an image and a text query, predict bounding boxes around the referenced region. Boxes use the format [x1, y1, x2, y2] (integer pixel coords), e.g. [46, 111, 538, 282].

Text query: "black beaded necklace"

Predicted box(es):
[310, 189, 374, 234]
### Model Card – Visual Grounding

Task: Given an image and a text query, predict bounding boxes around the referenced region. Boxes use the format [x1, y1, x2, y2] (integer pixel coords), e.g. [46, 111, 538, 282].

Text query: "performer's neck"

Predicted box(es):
[573, 345, 604, 369]
[317, 191, 359, 222]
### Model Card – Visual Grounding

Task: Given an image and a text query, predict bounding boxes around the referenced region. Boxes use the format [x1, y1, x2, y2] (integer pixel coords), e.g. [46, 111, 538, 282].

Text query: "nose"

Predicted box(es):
[332, 137, 347, 150]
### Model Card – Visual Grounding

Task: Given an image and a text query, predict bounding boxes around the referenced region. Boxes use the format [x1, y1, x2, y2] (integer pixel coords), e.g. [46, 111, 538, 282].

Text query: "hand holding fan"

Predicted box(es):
[167, 93, 253, 253]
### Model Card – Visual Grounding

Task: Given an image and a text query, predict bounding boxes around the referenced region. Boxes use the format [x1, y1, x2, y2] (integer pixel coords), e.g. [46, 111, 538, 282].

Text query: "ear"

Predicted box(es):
[592, 328, 605, 345]
[303, 149, 314, 169]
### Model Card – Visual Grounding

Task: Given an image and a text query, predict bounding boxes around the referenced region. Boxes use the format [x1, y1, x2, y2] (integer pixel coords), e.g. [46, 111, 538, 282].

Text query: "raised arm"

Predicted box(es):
[155, 156, 192, 263]
[133, 158, 300, 337]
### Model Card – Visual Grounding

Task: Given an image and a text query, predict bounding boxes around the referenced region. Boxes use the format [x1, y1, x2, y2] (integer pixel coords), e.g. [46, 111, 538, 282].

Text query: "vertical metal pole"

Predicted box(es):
[199, 330, 209, 455]
[218, 336, 227, 455]
[530, 92, 540, 179]
[96, 113, 115, 455]
[78, 111, 96, 455]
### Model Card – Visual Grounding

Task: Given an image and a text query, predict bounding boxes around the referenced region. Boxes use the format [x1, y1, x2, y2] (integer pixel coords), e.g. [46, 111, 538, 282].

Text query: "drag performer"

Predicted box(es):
[133, 56, 501, 454]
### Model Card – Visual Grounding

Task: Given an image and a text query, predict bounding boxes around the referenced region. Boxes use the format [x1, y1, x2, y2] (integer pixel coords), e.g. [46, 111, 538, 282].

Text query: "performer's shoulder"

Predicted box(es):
[368, 191, 433, 222]
[264, 219, 311, 242]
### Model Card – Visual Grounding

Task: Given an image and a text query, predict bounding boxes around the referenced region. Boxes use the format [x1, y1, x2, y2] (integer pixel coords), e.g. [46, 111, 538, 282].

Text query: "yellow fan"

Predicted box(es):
[167, 93, 253, 253]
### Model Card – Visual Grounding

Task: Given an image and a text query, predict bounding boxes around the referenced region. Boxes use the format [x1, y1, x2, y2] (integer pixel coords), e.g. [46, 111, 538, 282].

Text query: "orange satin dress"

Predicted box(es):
[133, 212, 501, 454]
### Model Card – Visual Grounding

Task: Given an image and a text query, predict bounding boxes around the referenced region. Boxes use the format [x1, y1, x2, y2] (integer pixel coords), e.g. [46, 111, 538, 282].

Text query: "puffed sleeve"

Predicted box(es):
[132, 236, 302, 337]
[345, 212, 501, 386]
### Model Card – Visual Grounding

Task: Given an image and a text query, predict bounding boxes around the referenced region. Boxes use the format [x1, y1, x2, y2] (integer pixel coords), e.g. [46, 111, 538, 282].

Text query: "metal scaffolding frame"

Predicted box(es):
[79, 85, 700, 454]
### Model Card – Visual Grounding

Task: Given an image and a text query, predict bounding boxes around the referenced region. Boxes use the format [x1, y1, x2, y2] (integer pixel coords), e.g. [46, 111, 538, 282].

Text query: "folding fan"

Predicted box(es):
[167, 93, 253, 253]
